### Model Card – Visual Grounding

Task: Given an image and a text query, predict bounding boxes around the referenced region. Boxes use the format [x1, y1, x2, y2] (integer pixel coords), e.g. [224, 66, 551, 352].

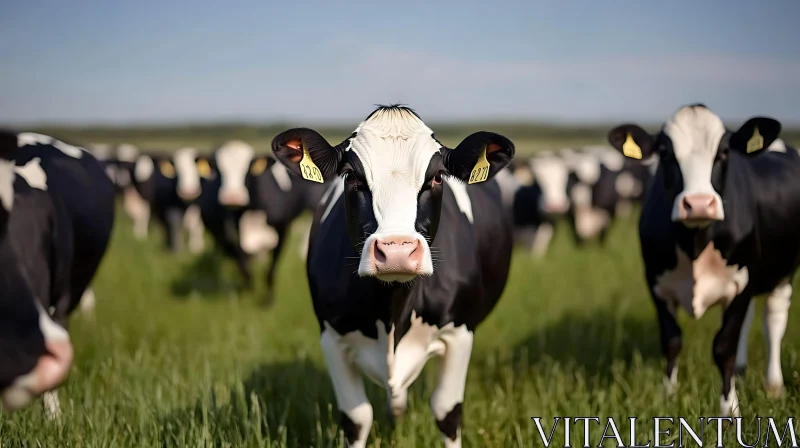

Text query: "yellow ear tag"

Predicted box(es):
[468, 146, 491, 184]
[160, 161, 175, 178]
[622, 133, 642, 159]
[299, 145, 324, 183]
[747, 126, 764, 153]
[197, 159, 211, 178]
[250, 158, 267, 176]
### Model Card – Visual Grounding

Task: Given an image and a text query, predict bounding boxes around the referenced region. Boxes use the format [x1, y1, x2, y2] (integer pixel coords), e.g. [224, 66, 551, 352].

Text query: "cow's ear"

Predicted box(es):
[730, 117, 781, 155]
[607, 124, 655, 161]
[443, 132, 515, 184]
[196, 156, 214, 179]
[271, 128, 345, 183]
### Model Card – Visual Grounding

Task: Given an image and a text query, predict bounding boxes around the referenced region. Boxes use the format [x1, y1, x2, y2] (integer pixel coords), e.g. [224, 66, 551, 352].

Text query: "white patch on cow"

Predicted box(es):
[173, 147, 201, 198]
[0, 159, 15, 211]
[116, 143, 139, 162]
[530, 222, 554, 258]
[664, 366, 678, 395]
[614, 171, 640, 198]
[653, 242, 749, 319]
[104, 165, 116, 182]
[592, 146, 625, 172]
[764, 279, 791, 396]
[215, 140, 255, 205]
[767, 138, 787, 153]
[298, 222, 311, 262]
[662, 106, 726, 222]
[720, 377, 741, 418]
[270, 161, 293, 192]
[566, 152, 601, 185]
[182, 204, 205, 254]
[429, 324, 473, 447]
[529, 153, 570, 213]
[124, 187, 150, 239]
[345, 109, 437, 279]
[321, 178, 345, 223]
[13, 158, 48, 191]
[446, 178, 473, 223]
[17, 133, 85, 158]
[239, 209, 278, 255]
[134, 155, 154, 182]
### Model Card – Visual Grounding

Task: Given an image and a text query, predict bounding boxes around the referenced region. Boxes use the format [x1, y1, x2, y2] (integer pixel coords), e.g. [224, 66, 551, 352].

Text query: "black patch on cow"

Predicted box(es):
[340, 412, 362, 444]
[436, 402, 463, 441]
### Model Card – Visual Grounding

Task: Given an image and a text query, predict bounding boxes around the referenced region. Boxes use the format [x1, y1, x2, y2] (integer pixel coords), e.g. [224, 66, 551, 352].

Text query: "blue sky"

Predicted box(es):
[1, 0, 799, 126]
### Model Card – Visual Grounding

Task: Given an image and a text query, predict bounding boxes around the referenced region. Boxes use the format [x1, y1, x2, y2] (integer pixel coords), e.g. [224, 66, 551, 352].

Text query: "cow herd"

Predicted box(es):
[1, 103, 799, 448]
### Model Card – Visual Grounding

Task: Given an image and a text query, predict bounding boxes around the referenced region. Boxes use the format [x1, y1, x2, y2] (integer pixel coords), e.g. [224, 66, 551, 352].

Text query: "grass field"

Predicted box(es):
[1, 126, 800, 447]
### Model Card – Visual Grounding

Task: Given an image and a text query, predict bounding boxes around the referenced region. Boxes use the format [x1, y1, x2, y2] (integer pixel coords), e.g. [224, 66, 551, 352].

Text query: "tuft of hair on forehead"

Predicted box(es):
[358, 104, 430, 139]
[663, 104, 726, 150]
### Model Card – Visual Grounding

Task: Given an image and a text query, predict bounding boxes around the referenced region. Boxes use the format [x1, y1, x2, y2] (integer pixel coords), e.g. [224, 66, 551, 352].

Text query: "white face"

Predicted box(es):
[0, 159, 14, 212]
[662, 106, 726, 224]
[215, 141, 255, 207]
[530, 153, 570, 214]
[134, 155, 154, 182]
[348, 108, 437, 282]
[172, 147, 201, 200]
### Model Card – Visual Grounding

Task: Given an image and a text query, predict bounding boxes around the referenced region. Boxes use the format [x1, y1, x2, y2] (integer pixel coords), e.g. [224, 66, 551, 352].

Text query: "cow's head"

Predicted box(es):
[272, 105, 514, 283]
[0, 152, 73, 412]
[211, 140, 267, 208]
[608, 104, 781, 228]
[529, 152, 571, 215]
[171, 147, 206, 202]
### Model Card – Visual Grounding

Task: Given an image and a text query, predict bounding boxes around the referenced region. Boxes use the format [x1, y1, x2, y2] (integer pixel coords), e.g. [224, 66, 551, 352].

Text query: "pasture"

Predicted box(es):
[2, 126, 800, 447]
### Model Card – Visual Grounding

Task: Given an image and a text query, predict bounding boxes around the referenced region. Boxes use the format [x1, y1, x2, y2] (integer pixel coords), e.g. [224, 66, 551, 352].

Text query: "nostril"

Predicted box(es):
[682, 197, 693, 213]
[374, 240, 387, 264]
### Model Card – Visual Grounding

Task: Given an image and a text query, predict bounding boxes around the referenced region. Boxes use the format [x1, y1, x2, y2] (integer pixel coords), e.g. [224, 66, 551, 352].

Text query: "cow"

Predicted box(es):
[271, 105, 516, 448]
[124, 148, 208, 254]
[0, 130, 115, 419]
[607, 103, 800, 418]
[198, 140, 327, 306]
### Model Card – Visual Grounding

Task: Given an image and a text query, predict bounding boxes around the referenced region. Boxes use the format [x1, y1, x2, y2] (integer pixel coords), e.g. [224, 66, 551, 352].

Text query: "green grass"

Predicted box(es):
[2, 207, 800, 446]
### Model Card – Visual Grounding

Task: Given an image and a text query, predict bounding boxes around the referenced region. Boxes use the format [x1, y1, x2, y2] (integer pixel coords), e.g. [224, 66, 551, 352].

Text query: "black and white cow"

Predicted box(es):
[198, 140, 327, 306]
[0, 130, 115, 417]
[607, 104, 800, 417]
[125, 148, 207, 253]
[271, 105, 515, 448]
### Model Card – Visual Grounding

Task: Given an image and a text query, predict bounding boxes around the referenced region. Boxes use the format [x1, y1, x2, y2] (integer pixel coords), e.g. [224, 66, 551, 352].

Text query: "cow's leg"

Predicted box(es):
[529, 222, 554, 258]
[654, 297, 681, 395]
[713, 295, 752, 417]
[298, 222, 311, 262]
[42, 391, 61, 422]
[430, 326, 473, 448]
[165, 207, 184, 253]
[124, 188, 150, 240]
[734, 300, 756, 376]
[320, 329, 372, 448]
[764, 280, 791, 398]
[78, 287, 96, 315]
[262, 227, 287, 307]
[183, 204, 206, 254]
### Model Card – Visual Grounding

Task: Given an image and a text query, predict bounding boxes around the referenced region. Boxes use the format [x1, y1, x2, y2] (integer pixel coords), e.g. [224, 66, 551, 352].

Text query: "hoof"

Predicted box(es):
[767, 383, 785, 399]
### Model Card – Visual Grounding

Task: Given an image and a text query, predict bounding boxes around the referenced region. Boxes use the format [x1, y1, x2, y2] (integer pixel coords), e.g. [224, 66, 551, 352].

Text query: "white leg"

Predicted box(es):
[387, 386, 408, 419]
[734, 300, 756, 374]
[430, 326, 473, 448]
[183, 205, 206, 254]
[43, 391, 61, 423]
[78, 287, 96, 315]
[530, 223, 554, 258]
[124, 188, 150, 240]
[720, 377, 740, 418]
[320, 328, 372, 448]
[764, 281, 791, 398]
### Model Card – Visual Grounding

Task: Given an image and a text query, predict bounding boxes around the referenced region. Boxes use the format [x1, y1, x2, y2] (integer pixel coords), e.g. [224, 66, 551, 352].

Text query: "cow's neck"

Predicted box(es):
[374, 280, 424, 342]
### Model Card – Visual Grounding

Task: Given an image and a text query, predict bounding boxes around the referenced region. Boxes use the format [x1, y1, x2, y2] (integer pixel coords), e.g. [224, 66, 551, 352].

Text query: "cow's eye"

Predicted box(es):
[717, 147, 729, 161]
[432, 170, 443, 186]
[344, 171, 358, 185]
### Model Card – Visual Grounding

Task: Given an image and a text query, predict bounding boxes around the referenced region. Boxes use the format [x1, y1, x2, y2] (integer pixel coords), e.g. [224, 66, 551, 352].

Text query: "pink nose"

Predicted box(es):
[371, 236, 423, 276]
[544, 201, 569, 214]
[219, 190, 248, 207]
[679, 194, 720, 221]
[178, 188, 200, 201]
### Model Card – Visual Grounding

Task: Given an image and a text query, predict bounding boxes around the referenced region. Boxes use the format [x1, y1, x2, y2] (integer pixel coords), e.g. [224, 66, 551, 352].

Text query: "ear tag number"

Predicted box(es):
[622, 133, 642, 159]
[250, 158, 267, 176]
[747, 126, 764, 153]
[160, 161, 175, 178]
[299, 145, 324, 183]
[468, 146, 491, 184]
